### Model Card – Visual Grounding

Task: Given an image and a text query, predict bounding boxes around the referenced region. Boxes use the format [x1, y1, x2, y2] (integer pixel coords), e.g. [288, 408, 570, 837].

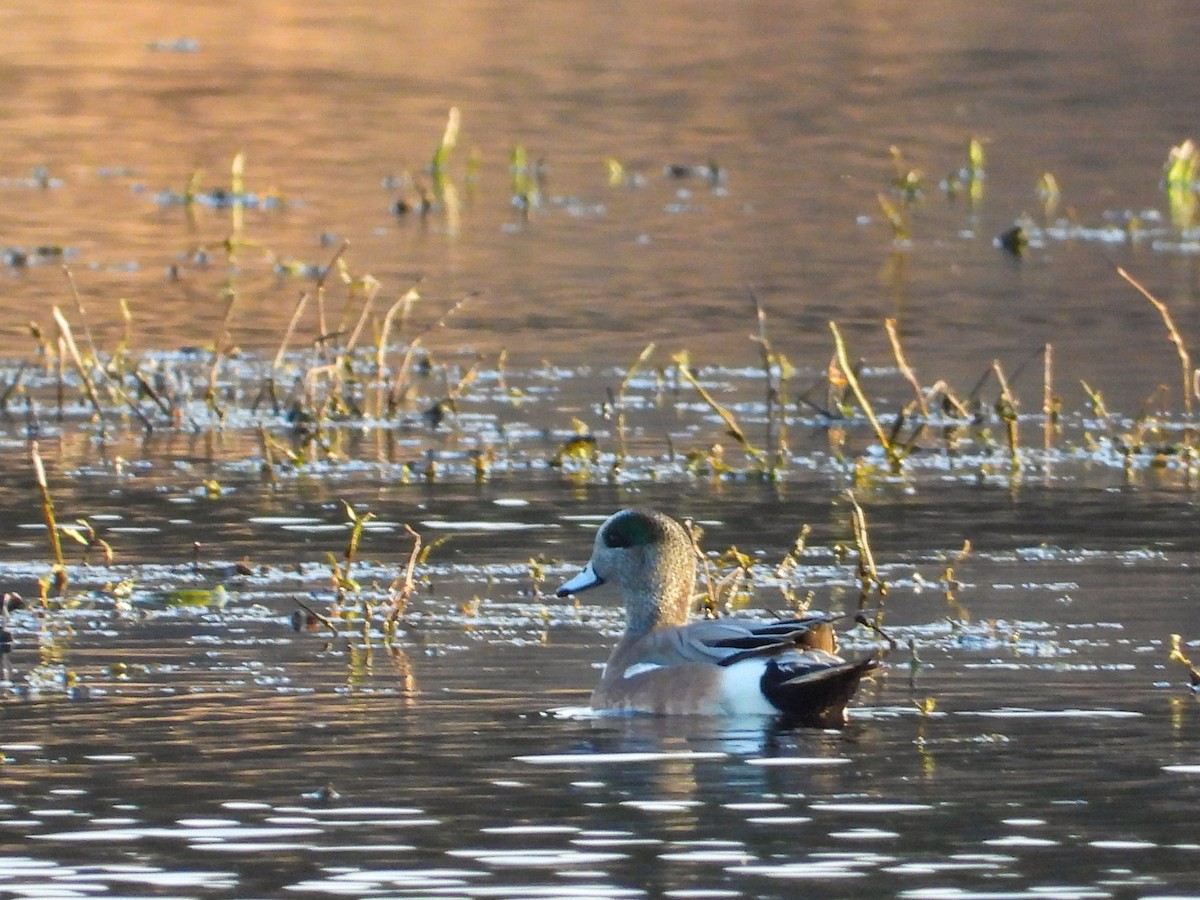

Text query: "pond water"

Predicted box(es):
[3, 1, 1200, 898]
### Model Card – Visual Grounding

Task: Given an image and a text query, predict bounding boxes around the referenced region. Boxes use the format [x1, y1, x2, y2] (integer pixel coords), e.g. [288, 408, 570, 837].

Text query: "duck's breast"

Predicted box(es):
[591, 660, 723, 715]
[591, 657, 779, 716]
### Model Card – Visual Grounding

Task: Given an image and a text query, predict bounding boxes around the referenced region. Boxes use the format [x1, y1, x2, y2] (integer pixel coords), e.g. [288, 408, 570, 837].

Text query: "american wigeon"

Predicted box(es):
[557, 508, 876, 727]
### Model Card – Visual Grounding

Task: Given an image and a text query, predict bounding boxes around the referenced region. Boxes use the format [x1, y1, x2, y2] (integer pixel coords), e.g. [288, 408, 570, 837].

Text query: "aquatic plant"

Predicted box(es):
[1114, 263, 1193, 423]
[383, 525, 423, 640]
[828, 321, 906, 473]
[845, 490, 886, 611]
[673, 349, 766, 469]
[1164, 140, 1198, 231]
[30, 442, 67, 594]
[1168, 634, 1200, 690]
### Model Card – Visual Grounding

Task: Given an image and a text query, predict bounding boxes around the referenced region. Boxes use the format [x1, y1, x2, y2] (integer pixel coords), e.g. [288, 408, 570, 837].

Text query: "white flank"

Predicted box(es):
[718, 660, 778, 716]
[622, 662, 664, 680]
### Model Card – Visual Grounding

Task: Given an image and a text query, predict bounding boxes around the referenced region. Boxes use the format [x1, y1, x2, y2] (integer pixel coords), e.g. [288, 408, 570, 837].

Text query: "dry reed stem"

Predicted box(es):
[30, 442, 65, 569]
[229, 151, 246, 243]
[0, 363, 26, 413]
[749, 290, 786, 471]
[119, 299, 133, 357]
[59, 275, 154, 430]
[828, 321, 900, 469]
[62, 267, 100, 365]
[1043, 342, 1054, 451]
[615, 342, 656, 464]
[387, 292, 477, 413]
[673, 354, 765, 464]
[55, 336, 65, 414]
[294, 596, 341, 639]
[446, 363, 480, 403]
[344, 277, 382, 353]
[375, 287, 422, 416]
[385, 524, 423, 633]
[313, 241, 350, 350]
[204, 289, 238, 419]
[273, 292, 310, 371]
[845, 490, 879, 600]
[51, 307, 103, 419]
[683, 518, 720, 618]
[885, 318, 929, 419]
[1115, 264, 1192, 418]
[992, 359, 1020, 459]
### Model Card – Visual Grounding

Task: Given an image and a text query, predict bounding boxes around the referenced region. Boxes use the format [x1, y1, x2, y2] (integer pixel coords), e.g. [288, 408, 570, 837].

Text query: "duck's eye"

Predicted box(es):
[605, 528, 634, 548]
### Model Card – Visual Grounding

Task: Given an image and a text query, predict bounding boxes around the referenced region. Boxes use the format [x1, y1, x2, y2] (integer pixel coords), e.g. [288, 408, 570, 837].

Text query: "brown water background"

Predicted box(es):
[2, 1, 1200, 898]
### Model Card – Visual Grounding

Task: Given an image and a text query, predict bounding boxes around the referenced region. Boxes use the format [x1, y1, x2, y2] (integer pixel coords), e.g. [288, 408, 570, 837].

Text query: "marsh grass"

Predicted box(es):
[30, 442, 67, 593]
[1164, 140, 1198, 231]
[32, 257, 1200, 495]
[24, 141, 1200, 494]
[1168, 634, 1200, 689]
[684, 518, 753, 619]
[1115, 263, 1194, 424]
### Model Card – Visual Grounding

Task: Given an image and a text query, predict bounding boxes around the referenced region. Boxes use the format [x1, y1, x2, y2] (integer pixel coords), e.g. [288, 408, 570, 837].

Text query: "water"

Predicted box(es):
[3, 1, 1200, 897]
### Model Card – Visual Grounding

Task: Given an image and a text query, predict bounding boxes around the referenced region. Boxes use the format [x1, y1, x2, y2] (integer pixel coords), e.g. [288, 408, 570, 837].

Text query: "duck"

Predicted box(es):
[556, 507, 876, 727]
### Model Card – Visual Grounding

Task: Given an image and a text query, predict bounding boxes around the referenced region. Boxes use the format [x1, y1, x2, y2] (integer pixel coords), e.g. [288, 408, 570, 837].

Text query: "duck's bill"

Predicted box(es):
[556, 562, 604, 596]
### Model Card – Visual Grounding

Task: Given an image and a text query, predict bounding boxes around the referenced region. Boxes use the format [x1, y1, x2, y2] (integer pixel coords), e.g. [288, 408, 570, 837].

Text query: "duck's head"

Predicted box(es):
[556, 508, 696, 633]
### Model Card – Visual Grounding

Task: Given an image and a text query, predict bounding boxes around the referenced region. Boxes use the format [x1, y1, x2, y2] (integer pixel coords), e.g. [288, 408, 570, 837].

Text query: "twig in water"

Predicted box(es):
[294, 596, 341, 640]
[51, 308, 103, 420]
[992, 359, 1020, 464]
[30, 442, 67, 593]
[673, 351, 765, 466]
[312, 241, 351, 356]
[885, 318, 929, 419]
[384, 525, 423, 639]
[204, 288, 238, 421]
[1043, 343, 1057, 451]
[829, 321, 902, 471]
[1168, 633, 1200, 689]
[613, 342, 656, 470]
[749, 290, 790, 474]
[62, 267, 100, 366]
[683, 518, 721, 618]
[1113, 262, 1193, 422]
[845, 490, 886, 610]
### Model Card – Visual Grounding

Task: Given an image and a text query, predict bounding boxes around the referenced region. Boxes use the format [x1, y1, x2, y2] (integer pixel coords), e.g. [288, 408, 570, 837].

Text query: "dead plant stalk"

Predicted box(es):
[828, 321, 901, 470]
[31, 442, 65, 569]
[1115, 265, 1193, 418]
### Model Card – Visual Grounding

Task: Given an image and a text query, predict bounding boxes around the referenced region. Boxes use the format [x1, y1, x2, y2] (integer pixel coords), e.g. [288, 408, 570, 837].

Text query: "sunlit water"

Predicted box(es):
[3, 1, 1200, 898]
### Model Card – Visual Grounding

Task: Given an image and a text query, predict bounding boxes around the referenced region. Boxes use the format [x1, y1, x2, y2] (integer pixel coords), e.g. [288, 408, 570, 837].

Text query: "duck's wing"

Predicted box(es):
[700, 611, 844, 664]
[627, 612, 844, 669]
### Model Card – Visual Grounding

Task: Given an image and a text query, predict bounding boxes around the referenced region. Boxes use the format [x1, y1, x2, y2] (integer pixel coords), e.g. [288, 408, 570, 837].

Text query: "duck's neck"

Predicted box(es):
[623, 549, 695, 637]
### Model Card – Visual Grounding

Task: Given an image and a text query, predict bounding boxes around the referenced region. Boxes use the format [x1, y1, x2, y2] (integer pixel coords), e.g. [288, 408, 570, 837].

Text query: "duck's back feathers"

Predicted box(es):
[706, 611, 841, 661]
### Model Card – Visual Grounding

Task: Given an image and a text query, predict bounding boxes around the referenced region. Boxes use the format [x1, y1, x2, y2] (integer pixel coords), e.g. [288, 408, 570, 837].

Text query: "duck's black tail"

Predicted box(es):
[761, 655, 878, 728]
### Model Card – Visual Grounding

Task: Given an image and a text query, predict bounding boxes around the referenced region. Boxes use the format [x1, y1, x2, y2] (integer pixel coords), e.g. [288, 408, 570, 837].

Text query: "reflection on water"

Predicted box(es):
[4, 0, 1200, 897]
[2, 682, 1198, 897]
